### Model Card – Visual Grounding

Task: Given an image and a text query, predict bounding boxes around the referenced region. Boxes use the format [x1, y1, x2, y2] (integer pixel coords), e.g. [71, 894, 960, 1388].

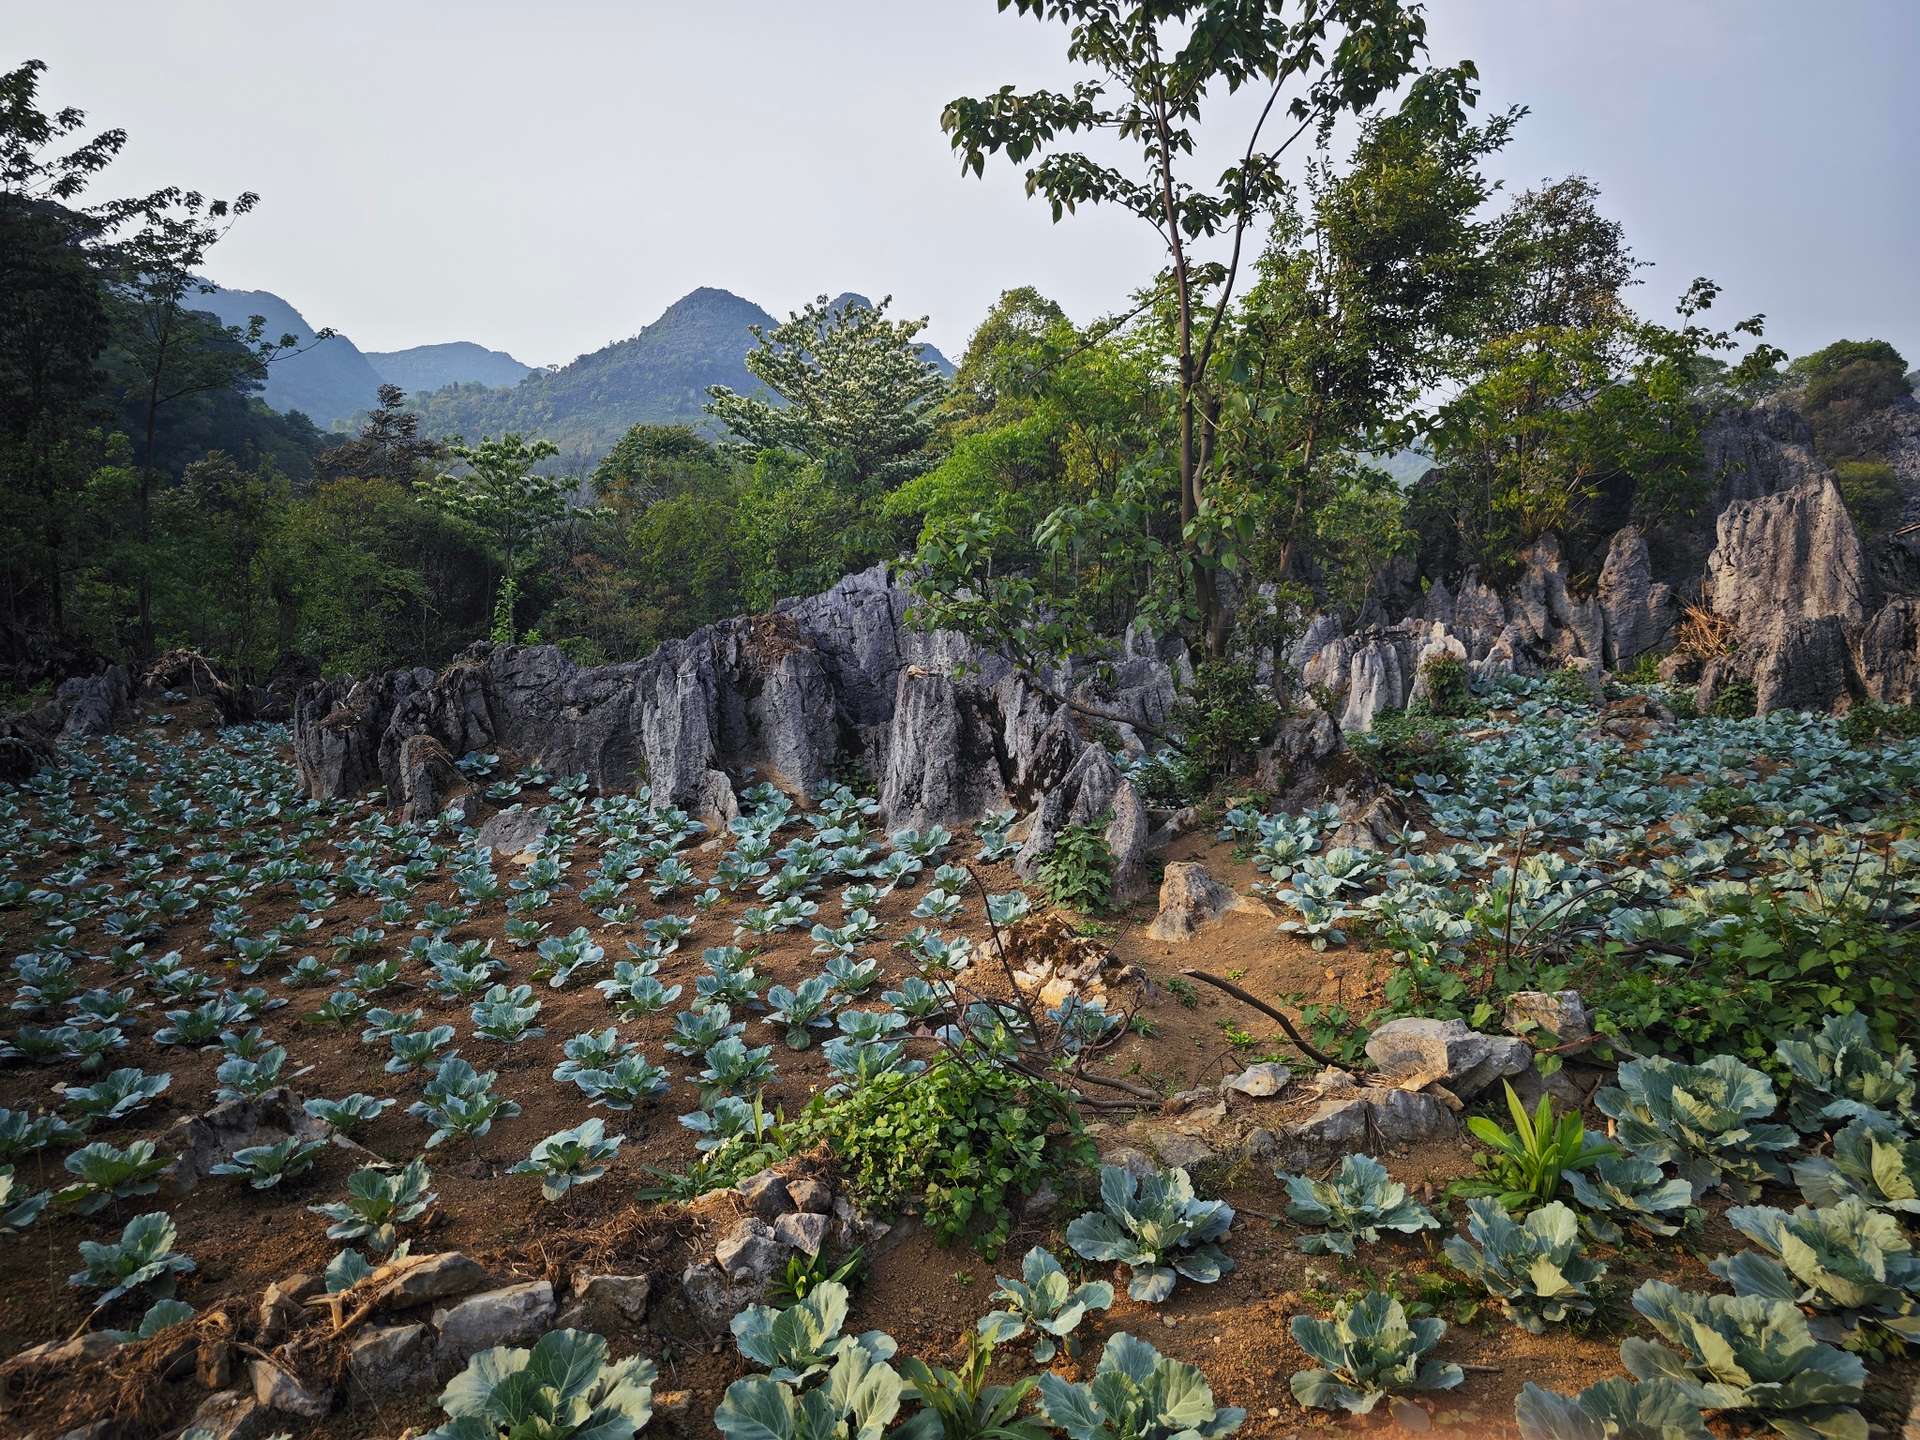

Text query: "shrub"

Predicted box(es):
[792, 1054, 1090, 1257]
[1833, 459, 1901, 529]
[1038, 820, 1114, 914]
[1415, 653, 1477, 719]
[1348, 710, 1467, 789]
[1708, 678, 1756, 719]
[1839, 698, 1920, 744]
[1449, 1082, 1614, 1212]
[1169, 658, 1279, 784]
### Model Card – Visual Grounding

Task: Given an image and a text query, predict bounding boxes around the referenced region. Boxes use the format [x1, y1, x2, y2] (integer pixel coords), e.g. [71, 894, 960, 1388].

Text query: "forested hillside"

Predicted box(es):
[366, 340, 532, 395]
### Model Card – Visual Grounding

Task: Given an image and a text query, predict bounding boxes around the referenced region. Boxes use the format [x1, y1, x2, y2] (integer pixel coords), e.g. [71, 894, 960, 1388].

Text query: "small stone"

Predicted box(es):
[377, 1251, 492, 1310]
[556, 1273, 651, 1332]
[181, 1390, 273, 1440]
[256, 1272, 321, 1342]
[348, 1322, 433, 1399]
[249, 1358, 332, 1418]
[785, 1178, 833, 1214]
[1022, 1181, 1060, 1218]
[736, 1170, 794, 1220]
[715, 1218, 785, 1286]
[1147, 1132, 1216, 1169]
[1100, 1145, 1159, 1179]
[1503, 990, 1593, 1053]
[773, 1211, 830, 1255]
[1224, 1063, 1290, 1098]
[433, 1280, 556, 1361]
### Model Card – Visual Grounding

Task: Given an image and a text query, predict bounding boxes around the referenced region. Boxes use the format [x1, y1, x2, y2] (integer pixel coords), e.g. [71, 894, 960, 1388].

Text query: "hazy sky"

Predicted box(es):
[15, 1, 1916, 369]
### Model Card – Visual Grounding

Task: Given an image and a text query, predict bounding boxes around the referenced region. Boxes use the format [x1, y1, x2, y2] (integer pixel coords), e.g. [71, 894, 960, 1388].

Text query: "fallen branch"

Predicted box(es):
[1177, 968, 1340, 1068]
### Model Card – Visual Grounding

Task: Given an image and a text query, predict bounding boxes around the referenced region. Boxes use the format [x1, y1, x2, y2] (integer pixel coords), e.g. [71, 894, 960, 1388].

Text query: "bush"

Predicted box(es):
[1708, 678, 1756, 719]
[1839, 699, 1920, 745]
[1348, 711, 1467, 789]
[792, 1054, 1092, 1256]
[1038, 820, 1114, 914]
[1833, 459, 1901, 529]
[1415, 653, 1477, 719]
[1169, 659, 1279, 784]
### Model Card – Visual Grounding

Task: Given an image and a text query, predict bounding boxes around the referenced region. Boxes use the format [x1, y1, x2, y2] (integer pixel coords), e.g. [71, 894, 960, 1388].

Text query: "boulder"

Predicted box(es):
[57, 665, 133, 738]
[786, 1178, 834, 1214]
[396, 733, 467, 824]
[1146, 862, 1261, 943]
[474, 806, 548, 861]
[1327, 789, 1403, 850]
[432, 1280, 556, 1363]
[714, 1218, 787, 1286]
[1364, 1018, 1530, 1099]
[159, 1089, 339, 1196]
[256, 1272, 321, 1342]
[178, 1390, 274, 1440]
[772, 1211, 831, 1255]
[347, 1322, 434, 1400]
[735, 1171, 794, 1221]
[1254, 1069, 1458, 1169]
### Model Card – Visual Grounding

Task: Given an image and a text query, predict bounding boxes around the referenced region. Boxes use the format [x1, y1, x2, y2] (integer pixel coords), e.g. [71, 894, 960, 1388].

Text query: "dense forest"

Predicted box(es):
[0, 43, 1905, 707]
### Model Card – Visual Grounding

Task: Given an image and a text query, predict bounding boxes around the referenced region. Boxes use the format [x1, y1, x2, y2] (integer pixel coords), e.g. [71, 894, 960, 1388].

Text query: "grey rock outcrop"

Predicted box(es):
[293, 565, 1175, 894]
[1855, 597, 1920, 704]
[1705, 476, 1870, 633]
[1597, 526, 1674, 666]
[1146, 862, 1261, 943]
[1365, 1017, 1530, 1099]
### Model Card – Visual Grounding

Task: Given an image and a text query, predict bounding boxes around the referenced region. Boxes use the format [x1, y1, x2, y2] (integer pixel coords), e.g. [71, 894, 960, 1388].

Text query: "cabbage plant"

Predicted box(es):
[1514, 1378, 1711, 1440]
[1595, 1056, 1797, 1199]
[423, 1328, 655, 1440]
[304, 1092, 394, 1136]
[69, 1211, 195, 1305]
[697, 1037, 777, 1104]
[977, 1245, 1114, 1361]
[1620, 1280, 1866, 1440]
[63, 1066, 170, 1122]
[1564, 1154, 1696, 1242]
[209, 1135, 325, 1189]
[714, 1344, 902, 1440]
[552, 1027, 636, 1084]
[1711, 1198, 1920, 1342]
[666, 1003, 743, 1058]
[410, 1058, 521, 1147]
[1289, 1291, 1463, 1415]
[1792, 1119, 1919, 1214]
[309, 1157, 435, 1254]
[1, 1167, 48, 1234]
[731, 1280, 896, 1383]
[471, 984, 544, 1044]
[512, 1119, 624, 1200]
[58, 1139, 169, 1214]
[1276, 1153, 1439, 1256]
[1065, 1165, 1235, 1303]
[1035, 1331, 1245, 1439]
[570, 1055, 670, 1111]
[1443, 1199, 1603, 1333]
[1774, 1012, 1916, 1134]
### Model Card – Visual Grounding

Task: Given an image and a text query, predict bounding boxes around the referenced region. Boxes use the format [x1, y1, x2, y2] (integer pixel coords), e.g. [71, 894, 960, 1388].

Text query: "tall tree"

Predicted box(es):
[942, 0, 1474, 652]
[705, 294, 946, 493]
[315, 383, 442, 486]
[415, 433, 566, 633]
[0, 59, 131, 635]
[109, 187, 321, 655]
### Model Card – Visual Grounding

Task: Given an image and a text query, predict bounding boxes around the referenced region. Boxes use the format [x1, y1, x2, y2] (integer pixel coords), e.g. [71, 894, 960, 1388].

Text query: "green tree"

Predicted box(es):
[705, 293, 947, 493]
[942, 0, 1471, 652]
[415, 432, 565, 631]
[316, 383, 442, 485]
[109, 186, 319, 656]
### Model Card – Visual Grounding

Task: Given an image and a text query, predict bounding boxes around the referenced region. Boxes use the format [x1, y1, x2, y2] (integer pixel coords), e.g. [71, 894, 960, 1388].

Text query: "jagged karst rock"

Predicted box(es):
[735, 1171, 793, 1221]
[1597, 526, 1675, 666]
[1254, 1069, 1458, 1169]
[1855, 597, 1920, 704]
[1365, 1018, 1530, 1099]
[879, 666, 1011, 826]
[1706, 476, 1870, 632]
[397, 733, 467, 824]
[1338, 631, 1418, 733]
[1013, 743, 1152, 904]
[1146, 862, 1261, 943]
[773, 1210, 831, 1255]
[1406, 628, 1468, 709]
[374, 1251, 492, 1311]
[474, 806, 548, 861]
[257, 1273, 321, 1342]
[58, 664, 134, 738]
[179, 1390, 273, 1440]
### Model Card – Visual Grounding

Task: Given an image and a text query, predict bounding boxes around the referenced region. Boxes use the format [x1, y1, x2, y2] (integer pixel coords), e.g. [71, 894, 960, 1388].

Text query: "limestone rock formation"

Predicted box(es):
[1597, 526, 1674, 666]
[1705, 475, 1870, 633]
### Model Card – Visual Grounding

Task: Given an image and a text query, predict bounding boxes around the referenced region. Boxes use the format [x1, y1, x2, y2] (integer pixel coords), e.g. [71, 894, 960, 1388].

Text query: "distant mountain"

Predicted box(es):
[405, 288, 955, 474]
[186, 285, 384, 430]
[367, 342, 533, 395]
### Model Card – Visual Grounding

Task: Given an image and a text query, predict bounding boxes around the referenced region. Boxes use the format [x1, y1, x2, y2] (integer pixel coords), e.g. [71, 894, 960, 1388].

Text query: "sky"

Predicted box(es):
[14, 1, 1916, 370]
